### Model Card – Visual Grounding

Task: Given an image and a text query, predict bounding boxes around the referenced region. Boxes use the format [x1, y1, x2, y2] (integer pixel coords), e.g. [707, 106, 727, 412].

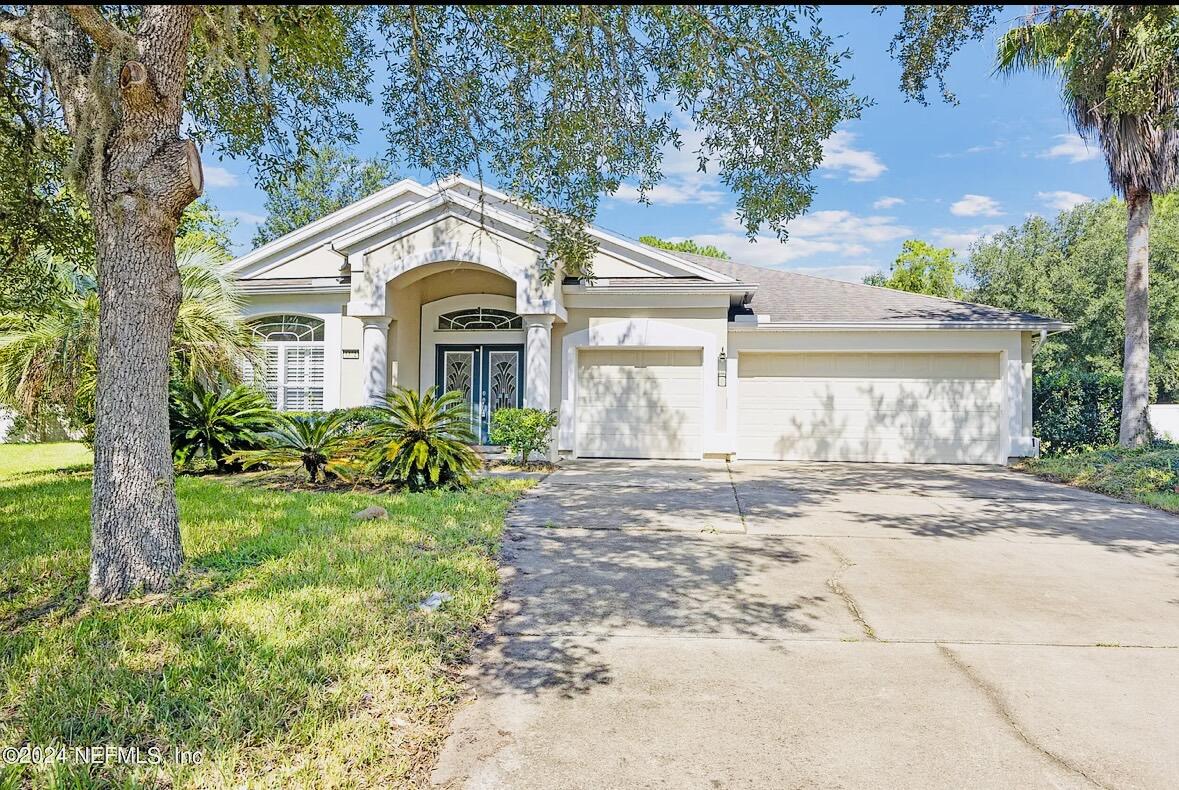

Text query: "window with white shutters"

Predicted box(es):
[244, 315, 325, 411]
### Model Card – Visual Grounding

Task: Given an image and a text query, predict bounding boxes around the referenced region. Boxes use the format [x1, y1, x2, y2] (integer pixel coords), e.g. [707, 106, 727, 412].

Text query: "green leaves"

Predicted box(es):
[863, 239, 963, 299]
[231, 411, 360, 483]
[186, 6, 375, 188]
[252, 146, 397, 246]
[968, 194, 1179, 398]
[885, 5, 1002, 105]
[363, 387, 482, 490]
[169, 381, 276, 469]
[378, 5, 864, 275]
[639, 235, 730, 260]
[489, 407, 558, 467]
[8, 5, 864, 278]
[892, 5, 1179, 197]
[1033, 369, 1124, 454]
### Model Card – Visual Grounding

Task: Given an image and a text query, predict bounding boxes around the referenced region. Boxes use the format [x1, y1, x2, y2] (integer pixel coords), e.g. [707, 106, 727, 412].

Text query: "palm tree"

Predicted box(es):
[997, 6, 1179, 446]
[0, 236, 258, 436]
[230, 411, 360, 483]
[0, 256, 99, 435]
[364, 387, 482, 490]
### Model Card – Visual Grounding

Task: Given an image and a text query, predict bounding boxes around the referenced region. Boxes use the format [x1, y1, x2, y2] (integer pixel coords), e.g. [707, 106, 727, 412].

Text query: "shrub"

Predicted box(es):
[1033, 369, 1123, 455]
[364, 387, 481, 491]
[286, 406, 385, 435]
[1034, 443, 1179, 497]
[230, 411, 359, 482]
[169, 381, 275, 470]
[489, 407, 558, 466]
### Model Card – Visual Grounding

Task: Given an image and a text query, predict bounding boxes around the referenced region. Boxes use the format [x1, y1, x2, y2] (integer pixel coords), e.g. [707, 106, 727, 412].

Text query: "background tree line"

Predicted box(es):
[865, 194, 1179, 403]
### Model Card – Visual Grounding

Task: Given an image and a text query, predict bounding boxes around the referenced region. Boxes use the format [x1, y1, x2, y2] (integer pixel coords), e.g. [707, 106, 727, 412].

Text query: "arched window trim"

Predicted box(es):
[249, 314, 325, 343]
[438, 307, 522, 331]
[244, 314, 325, 411]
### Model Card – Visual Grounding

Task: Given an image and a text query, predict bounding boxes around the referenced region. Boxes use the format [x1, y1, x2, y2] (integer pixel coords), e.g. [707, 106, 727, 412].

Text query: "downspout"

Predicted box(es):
[1031, 328, 1047, 357]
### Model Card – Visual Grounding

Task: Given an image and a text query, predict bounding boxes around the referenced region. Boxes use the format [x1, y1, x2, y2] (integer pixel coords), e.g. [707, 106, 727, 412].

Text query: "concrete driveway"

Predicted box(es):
[433, 461, 1179, 789]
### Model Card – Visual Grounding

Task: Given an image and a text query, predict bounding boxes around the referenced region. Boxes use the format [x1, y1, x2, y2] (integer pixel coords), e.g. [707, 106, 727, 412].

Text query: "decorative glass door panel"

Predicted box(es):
[442, 349, 478, 437]
[436, 344, 524, 442]
[487, 349, 520, 414]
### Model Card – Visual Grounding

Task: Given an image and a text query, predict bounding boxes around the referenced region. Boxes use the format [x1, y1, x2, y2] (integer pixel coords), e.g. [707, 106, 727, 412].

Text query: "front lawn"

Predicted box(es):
[1019, 443, 1179, 513]
[0, 441, 92, 478]
[0, 443, 530, 787]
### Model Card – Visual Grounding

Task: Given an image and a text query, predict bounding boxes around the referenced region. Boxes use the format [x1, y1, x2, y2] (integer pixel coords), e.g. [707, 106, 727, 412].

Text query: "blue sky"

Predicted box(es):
[202, 5, 1114, 282]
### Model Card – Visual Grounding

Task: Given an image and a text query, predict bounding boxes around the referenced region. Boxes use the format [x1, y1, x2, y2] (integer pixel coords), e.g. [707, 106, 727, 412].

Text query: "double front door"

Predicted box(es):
[436, 344, 524, 443]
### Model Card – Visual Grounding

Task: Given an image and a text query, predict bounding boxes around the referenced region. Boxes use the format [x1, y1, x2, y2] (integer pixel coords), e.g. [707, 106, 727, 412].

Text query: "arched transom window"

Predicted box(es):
[244, 315, 325, 411]
[438, 307, 522, 331]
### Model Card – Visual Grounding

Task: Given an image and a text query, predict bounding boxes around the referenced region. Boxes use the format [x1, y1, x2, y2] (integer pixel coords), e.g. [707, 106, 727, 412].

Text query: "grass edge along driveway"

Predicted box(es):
[0, 443, 532, 788]
[1019, 443, 1179, 514]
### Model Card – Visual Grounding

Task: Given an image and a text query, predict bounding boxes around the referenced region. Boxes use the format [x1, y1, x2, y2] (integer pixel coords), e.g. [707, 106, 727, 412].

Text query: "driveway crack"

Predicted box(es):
[725, 461, 748, 533]
[937, 644, 1111, 789]
[822, 543, 877, 641]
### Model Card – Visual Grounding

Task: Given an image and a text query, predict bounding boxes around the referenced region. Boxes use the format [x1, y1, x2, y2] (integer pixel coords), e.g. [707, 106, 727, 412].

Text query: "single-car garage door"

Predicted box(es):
[737, 352, 1003, 464]
[576, 348, 703, 459]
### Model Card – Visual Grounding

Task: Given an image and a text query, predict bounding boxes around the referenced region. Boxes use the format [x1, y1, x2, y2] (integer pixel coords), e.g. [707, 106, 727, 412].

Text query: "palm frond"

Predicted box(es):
[361, 386, 481, 490]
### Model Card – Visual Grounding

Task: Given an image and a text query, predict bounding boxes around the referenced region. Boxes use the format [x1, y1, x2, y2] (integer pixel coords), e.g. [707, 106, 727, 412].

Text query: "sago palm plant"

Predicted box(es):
[230, 411, 360, 483]
[997, 6, 1179, 445]
[169, 381, 276, 471]
[365, 387, 481, 490]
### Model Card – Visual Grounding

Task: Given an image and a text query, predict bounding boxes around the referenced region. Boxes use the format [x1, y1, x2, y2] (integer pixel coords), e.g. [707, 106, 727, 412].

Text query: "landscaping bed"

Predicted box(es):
[0, 443, 532, 787]
[1018, 443, 1179, 513]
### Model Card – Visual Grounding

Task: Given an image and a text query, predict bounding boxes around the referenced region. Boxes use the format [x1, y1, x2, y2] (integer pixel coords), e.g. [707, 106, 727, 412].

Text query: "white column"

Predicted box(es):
[360, 316, 391, 406]
[523, 314, 555, 461]
[523, 314, 554, 410]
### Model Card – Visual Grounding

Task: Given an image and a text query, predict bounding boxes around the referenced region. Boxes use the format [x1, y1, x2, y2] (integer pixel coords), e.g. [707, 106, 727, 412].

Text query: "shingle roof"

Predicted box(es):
[663, 250, 1067, 327]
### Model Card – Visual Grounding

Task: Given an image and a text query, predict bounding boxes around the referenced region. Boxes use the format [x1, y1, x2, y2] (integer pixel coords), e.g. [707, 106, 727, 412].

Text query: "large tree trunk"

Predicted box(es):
[78, 8, 201, 600]
[1119, 189, 1152, 448]
[10, 9, 201, 599]
[88, 208, 186, 599]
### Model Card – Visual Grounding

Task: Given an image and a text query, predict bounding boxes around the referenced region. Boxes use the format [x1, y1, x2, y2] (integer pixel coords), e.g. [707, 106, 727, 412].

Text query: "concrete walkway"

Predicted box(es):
[433, 461, 1179, 789]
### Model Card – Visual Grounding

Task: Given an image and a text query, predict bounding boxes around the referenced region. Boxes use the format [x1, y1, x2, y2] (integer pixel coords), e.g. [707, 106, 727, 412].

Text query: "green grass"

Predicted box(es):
[0, 441, 91, 477]
[1020, 443, 1179, 513]
[0, 444, 531, 787]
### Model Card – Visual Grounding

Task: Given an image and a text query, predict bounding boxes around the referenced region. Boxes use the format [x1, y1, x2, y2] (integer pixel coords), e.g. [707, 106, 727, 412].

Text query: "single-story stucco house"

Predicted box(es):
[224, 176, 1069, 464]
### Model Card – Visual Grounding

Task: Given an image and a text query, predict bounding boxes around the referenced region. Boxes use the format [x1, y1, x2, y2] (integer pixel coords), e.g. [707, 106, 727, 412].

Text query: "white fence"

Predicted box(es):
[1149, 404, 1179, 442]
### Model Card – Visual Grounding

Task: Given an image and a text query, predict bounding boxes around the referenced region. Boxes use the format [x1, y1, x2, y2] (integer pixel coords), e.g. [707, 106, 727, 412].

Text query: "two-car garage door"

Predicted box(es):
[736, 352, 1003, 464]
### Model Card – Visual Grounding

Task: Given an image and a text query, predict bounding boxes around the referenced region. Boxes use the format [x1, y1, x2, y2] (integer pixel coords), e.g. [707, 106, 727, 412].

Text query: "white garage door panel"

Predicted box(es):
[740, 408, 999, 437]
[738, 352, 1003, 464]
[576, 348, 703, 459]
[740, 381, 1003, 409]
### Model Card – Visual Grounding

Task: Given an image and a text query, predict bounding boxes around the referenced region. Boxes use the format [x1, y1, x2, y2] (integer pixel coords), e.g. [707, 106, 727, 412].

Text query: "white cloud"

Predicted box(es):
[1036, 190, 1092, 212]
[1039, 133, 1099, 163]
[936, 140, 1005, 159]
[688, 208, 911, 270]
[204, 165, 238, 188]
[226, 210, 266, 225]
[820, 130, 887, 182]
[612, 177, 725, 206]
[609, 126, 728, 206]
[930, 224, 1006, 256]
[788, 210, 912, 244]
[872, 196, 905, 209]
[950, 194, 1003, 217]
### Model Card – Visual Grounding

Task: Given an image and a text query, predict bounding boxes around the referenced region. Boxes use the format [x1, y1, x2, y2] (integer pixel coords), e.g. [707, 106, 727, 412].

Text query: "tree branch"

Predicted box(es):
[0, 10, 33, 45]
[64, 5, 134, 52]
